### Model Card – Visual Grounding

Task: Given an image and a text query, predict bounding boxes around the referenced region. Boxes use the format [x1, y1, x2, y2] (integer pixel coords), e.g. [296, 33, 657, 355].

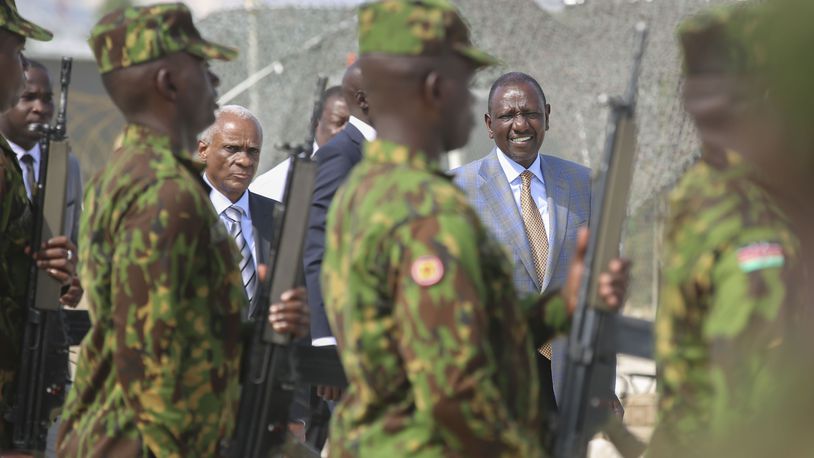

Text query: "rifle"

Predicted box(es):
[553, 24, 654, 458]
[9, 57, 73, 452]
[222, 76, 348, 458]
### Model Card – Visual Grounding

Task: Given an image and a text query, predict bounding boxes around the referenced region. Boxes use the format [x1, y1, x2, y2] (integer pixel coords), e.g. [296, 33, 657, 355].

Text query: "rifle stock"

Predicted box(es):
[9, 57, 73, 452]
[554, 25, 650, 458]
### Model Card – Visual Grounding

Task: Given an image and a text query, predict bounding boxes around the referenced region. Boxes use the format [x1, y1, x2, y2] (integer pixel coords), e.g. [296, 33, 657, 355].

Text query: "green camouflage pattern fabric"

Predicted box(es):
[0, 0, 52, 41]
[677, 1, 764, 76]
[57, 124, 246, 458]
[88, 2, 237, 74]
[0, 135, 33, 448]
[322, 139, 569, 457]
[358, 0, 497, 67]
[649, 150, 799, 457]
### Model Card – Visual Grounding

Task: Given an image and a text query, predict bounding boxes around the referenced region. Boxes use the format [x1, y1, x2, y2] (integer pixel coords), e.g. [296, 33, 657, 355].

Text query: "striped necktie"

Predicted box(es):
[223, 205, 257, 306]
[520, 170, 553, 359]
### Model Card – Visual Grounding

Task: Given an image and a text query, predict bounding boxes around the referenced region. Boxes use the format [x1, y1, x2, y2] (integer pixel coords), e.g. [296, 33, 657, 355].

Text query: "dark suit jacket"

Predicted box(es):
[247, 191, 279, 321]
[64, 153, 83, 245]
[303, 123, 365, 340]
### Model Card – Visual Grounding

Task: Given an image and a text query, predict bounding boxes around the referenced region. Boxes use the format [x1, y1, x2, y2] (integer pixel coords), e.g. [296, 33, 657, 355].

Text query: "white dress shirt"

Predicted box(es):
[9, 140, 41, 200]
[347, 115, 376, 142]
[203, 172, 258, 268]
[248, 140, 321, 202]
[496, 148, 554, 249]
[249, 158, 290, 203]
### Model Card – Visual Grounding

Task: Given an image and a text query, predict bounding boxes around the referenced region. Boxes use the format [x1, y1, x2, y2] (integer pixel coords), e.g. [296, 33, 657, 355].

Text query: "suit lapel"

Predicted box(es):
[479, 149, 540, 290]
[345, 122, 364, 145]
[248, 192, 273, 317]
[540, 155, 570, 289]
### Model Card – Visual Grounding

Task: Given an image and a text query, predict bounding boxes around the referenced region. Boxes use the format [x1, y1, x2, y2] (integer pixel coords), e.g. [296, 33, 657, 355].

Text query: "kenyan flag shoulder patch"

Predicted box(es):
[736, 242, 785, 273]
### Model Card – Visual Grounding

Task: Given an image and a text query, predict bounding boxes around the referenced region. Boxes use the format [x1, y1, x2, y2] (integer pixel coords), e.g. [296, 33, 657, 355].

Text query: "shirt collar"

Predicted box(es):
[8, 139, 40, 163]
[348, 115, 376, 142]
[364, 139, 439, 173]
[202, 171, 250, 217]
[496, 147, 544, 185]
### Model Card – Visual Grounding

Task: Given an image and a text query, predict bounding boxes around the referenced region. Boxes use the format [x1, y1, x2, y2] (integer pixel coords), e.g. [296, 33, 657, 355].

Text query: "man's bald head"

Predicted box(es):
[341, 60, 370, 124]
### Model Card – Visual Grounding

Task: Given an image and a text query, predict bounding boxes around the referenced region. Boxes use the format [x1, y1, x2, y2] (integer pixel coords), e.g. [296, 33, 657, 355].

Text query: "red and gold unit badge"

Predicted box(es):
[411, 255, 444, 287]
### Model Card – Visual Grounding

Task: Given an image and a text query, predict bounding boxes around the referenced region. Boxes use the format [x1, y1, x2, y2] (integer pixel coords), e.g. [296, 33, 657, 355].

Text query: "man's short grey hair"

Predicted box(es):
[199, 104, 264, 144]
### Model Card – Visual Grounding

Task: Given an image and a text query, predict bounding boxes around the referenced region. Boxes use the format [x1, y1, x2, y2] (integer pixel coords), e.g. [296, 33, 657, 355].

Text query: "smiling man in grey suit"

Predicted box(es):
[198, 105, 277, 321]
[454, 72, 595, 410]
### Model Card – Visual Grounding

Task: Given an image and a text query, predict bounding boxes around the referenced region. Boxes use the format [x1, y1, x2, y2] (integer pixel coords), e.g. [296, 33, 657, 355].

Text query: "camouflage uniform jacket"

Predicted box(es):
[0, 136, 33, 447]
[650, 152, 799, 456]
[57, 124, 246, 458]
[322, 139, 569, 457]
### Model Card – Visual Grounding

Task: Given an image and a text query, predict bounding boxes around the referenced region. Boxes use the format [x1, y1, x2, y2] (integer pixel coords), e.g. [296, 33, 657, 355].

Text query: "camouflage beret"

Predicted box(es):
[88, 2, 237, 74]
[678, 2, 765, 76]
[358, 0, 497, 67]
[0, 0, 52, 41]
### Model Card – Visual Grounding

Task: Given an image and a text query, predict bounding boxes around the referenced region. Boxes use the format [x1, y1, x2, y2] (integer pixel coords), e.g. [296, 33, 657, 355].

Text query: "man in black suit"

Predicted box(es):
[304, 61, 376, 400]
[198, 105, 277, 321]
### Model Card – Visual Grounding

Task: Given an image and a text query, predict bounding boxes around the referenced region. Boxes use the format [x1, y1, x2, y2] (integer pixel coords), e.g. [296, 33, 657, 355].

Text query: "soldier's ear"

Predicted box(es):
[155, 67, 177, 102]
[355, 90, 369, 114]
[423, 70, 442, 113]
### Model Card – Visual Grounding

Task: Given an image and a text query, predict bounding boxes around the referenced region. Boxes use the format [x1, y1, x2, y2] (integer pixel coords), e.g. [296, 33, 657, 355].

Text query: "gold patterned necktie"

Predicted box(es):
[519, 170, 553, 359]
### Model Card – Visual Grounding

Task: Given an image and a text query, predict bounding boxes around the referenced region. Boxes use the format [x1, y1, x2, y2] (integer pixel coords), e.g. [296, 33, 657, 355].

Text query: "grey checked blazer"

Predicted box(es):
[453, 148, 591, 402]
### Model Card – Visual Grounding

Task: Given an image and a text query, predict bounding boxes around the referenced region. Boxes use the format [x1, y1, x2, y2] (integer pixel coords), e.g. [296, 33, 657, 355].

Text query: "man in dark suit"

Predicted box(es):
[304, 60, 376, 400]
[454, 72, 620, 414]
[0, 59, 84, 305]
[250, 86, 349, 202]
[0, 58, 86, 458]
[198, 105, 277, 321]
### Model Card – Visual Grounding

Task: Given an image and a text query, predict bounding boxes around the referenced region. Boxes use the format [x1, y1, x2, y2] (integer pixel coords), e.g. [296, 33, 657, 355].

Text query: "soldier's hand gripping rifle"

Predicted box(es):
[8, 57, 74, 452]
[223, 76, 346, 458]
[553, 24, 654, 458]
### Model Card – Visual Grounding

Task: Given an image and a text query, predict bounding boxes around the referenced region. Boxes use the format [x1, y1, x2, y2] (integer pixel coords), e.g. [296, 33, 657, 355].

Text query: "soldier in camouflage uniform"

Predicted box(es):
[649, 3, 806, 456]
[0, 0, 81, 451]
[695, 1, 814, 455]
[56, 4, 309, 457]
[321, 1, 629, 456]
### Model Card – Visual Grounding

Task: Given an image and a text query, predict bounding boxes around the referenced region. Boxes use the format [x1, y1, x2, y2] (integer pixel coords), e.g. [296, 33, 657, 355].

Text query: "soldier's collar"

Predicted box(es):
[121, 123, 205, 173]
[363, 139, 441, 173]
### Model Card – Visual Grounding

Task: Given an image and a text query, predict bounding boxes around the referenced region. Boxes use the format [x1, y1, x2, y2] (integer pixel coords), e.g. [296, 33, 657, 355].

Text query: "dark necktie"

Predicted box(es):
[19, 153, 37, 200]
